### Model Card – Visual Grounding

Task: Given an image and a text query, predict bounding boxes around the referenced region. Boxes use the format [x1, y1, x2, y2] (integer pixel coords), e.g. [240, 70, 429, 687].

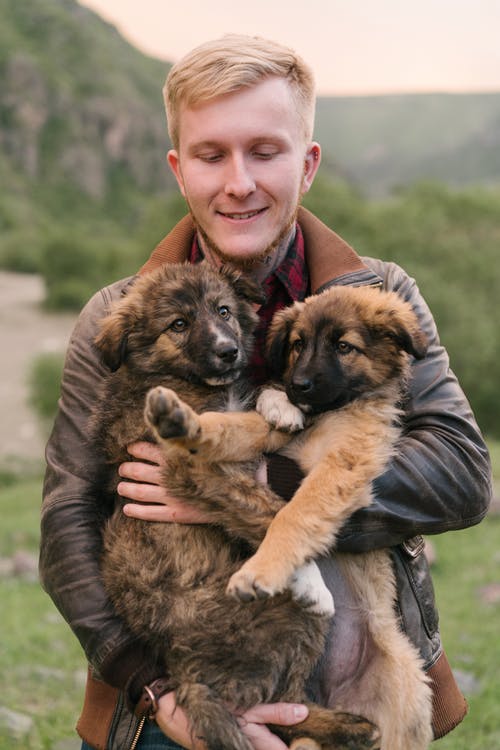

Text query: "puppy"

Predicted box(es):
[147, 283, 434, 750]
[93, 262, 380, 750]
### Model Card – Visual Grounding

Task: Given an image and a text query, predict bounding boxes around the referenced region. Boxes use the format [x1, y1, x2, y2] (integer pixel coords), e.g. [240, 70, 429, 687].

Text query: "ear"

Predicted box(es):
[219, 266, 266, 305]
[266, 302, 303, 377]
[393, 324, 428, 360]
[95, 308, 133, 372]
[300, 142, 321, 196]
[383, 306, 428, 360]
[167, 149, 186, 197]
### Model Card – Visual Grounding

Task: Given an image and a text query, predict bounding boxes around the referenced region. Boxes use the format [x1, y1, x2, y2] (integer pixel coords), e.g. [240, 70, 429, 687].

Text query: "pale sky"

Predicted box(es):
[78, 0, 500, 95]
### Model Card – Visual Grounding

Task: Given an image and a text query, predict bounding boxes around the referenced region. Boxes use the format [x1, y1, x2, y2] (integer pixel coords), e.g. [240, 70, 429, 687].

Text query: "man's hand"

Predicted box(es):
[236, 702, 309, 750]
[118, 441, 210, 523]
[155, 691, 309, 749]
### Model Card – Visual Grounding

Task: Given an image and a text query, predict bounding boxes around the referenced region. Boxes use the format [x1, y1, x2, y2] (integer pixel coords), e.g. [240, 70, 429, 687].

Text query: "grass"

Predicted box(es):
[431, 518, 500, 747]
[1, 442, 498, 749]
[0, 479, 86, 750]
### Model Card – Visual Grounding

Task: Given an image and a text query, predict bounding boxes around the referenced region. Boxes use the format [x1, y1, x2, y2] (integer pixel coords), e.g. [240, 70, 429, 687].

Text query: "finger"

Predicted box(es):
[117, 480, 168, 504]
[119, 460, 163, 485]
[127, 440, 165, 465]
[123, 500, 212, 524]
[242, 703, 309, 726]
[238, 722, 289, 750]
[123, 503, 178, 522]
[156, 693, 207, 750]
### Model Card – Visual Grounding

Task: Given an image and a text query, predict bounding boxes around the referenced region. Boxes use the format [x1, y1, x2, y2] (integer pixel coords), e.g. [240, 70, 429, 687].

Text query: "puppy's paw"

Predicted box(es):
[144, 387, 200, 441]
[290, 561, 334, 616]
[256, 388, 304, 432]
[329, 713, 381, 749]
[226, 559, 290, 602]
[293, 714, 381, 750]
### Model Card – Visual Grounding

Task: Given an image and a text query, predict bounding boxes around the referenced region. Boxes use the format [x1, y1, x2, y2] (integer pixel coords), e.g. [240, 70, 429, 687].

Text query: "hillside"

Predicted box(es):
[0, 0, 174, 270]
[315, 93, 500, 196]
[1, 0, 499, 272]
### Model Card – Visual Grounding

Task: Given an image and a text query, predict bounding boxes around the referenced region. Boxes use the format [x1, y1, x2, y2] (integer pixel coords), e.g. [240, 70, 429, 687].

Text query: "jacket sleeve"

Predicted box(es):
[39, 281, 165, 694]
[336, 260, 492, 553]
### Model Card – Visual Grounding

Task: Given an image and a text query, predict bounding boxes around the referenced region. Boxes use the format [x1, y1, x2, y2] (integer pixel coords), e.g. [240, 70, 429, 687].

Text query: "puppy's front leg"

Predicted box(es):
[227, 456, 373, 601]
[226, 520, 300, 600]
[145, 386, 290, 461]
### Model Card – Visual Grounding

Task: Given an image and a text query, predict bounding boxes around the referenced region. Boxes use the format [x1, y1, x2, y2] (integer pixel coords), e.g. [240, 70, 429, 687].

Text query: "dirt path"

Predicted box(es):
[0, 271, 77, 463]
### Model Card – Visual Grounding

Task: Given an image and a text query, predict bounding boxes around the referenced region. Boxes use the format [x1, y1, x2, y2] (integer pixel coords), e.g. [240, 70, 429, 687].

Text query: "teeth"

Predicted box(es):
[224, 210, 260, 220]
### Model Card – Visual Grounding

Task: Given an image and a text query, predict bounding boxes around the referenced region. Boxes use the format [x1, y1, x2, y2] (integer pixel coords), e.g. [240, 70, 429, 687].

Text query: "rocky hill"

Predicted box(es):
[0, 0, 172, 194]
[0, 0, 174, 267]
[1, 0, 499, 269]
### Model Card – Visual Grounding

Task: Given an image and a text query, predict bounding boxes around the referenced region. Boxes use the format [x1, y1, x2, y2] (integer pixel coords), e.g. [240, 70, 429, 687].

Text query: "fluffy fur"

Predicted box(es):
[93, 262, 379, 750]
[147, 283, 434, 750]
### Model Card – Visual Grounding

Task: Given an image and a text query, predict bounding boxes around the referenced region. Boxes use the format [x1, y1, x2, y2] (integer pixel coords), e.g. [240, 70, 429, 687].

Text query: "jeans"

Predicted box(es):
[81, 720, 184, 749]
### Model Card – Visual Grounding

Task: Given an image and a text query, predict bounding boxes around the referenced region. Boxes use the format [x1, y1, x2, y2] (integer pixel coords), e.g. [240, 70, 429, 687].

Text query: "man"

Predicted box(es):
[40, 35, 491, 750]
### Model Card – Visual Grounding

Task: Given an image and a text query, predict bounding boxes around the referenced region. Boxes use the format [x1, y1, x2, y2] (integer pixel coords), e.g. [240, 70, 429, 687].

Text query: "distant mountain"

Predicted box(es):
[1, 0, 499, 270]
[315, 92, 500, 196]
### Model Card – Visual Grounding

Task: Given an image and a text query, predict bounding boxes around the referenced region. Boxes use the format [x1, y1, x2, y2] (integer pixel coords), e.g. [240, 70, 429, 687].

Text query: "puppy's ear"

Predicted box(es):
[381, 304, 428, 360]
[266, 302, 303, 377]
[95, 305, 135, 372]
[393, 324, 428, 360]
[219, 266, 266, 305]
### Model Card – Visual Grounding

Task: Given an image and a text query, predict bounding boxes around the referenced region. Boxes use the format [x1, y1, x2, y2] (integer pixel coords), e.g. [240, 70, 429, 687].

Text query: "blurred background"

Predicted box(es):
[0, 1, 498, 748]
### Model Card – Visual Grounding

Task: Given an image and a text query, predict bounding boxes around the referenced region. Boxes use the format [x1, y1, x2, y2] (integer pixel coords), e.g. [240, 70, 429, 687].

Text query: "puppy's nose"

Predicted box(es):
[292, 376, 313, 393]
[216, 344, 238, 363]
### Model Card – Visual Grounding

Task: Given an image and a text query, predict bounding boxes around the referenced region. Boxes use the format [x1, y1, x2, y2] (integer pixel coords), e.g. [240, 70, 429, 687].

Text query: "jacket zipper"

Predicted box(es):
[129, 716, 146, 750]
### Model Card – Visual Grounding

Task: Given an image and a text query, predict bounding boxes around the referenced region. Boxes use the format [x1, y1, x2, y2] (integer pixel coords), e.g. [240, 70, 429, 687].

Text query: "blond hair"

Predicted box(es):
[164, 34, 316, 149]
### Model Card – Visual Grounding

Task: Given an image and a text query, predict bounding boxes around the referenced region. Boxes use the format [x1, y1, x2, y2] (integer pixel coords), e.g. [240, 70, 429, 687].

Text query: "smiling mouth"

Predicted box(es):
[218, 209, 266, 220]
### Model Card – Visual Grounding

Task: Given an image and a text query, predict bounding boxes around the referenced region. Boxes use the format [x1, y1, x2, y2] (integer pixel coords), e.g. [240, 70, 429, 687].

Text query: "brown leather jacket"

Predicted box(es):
[40, 209, 491, 749]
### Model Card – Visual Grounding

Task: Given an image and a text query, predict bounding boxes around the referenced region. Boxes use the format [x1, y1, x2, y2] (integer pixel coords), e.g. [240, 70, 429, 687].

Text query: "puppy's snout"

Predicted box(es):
[291, 376, 313, 394]
[215, 343, 239, 364]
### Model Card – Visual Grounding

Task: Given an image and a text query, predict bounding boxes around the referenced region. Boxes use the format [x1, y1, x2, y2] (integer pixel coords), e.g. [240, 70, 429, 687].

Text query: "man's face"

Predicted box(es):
[167, 77, 321, 267]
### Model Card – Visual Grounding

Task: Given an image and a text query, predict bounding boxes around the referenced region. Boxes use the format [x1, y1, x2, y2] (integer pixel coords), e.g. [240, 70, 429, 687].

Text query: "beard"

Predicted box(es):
[188, 203, 300, 270]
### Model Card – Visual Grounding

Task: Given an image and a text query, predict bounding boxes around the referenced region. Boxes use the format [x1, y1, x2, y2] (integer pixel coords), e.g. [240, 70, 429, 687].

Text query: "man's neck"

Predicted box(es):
[197, 226, 297, 284]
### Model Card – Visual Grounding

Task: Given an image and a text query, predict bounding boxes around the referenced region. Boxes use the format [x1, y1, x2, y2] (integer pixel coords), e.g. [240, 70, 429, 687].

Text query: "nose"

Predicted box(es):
[291, 376, 313, 394]
[224, 155, 256, 199]
[215, 342, 239, 364]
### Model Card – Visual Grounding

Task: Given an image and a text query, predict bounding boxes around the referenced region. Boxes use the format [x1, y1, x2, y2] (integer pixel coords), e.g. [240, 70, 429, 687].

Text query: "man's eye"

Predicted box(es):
[218, 306, 231, 319]
[169, 319, 188, 332]
[336, 341, 354, 354]
[199, 153, 223, 163]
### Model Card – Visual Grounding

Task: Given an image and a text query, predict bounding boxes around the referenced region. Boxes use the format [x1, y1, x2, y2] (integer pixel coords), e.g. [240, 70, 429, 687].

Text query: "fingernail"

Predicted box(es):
[293, 705, 308, 720]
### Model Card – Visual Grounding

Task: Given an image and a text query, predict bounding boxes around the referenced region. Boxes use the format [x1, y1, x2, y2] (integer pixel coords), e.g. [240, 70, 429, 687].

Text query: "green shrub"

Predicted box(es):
[40, 232, 137, 310]
[28, 351, 64, 423]
[0, 232, 43, 273]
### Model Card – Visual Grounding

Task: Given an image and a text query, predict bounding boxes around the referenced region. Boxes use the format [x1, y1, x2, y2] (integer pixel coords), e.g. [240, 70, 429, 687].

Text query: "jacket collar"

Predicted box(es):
[139, 207, 381, 291]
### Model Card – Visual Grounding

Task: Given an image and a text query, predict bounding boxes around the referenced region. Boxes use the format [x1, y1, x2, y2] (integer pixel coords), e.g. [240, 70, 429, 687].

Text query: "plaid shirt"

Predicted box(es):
[189, 224, 309, 385]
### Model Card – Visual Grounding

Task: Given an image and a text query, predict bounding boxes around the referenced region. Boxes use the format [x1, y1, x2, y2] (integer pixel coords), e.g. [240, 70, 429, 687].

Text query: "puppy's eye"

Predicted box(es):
[169, 318, 188, 332]
[291, 338, 303, 353]
[336, 340, 354, 354]
[218, 306, 231, 319]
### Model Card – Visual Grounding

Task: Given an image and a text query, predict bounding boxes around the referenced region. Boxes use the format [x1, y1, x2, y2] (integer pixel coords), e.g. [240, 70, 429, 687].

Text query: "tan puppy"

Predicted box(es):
[147, 284, 433, 750]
